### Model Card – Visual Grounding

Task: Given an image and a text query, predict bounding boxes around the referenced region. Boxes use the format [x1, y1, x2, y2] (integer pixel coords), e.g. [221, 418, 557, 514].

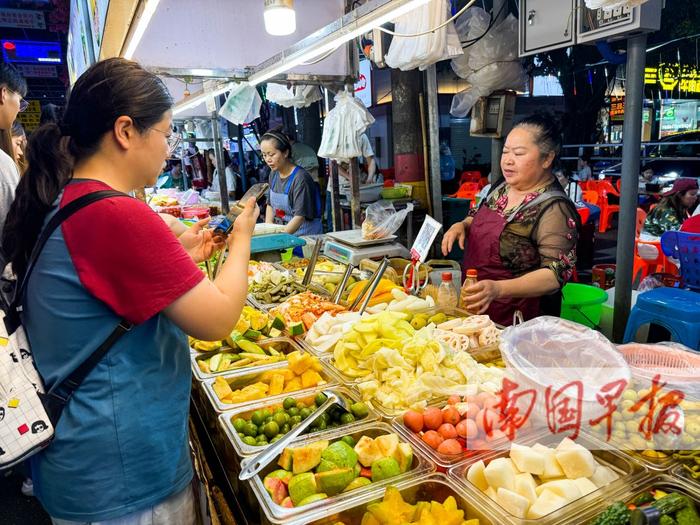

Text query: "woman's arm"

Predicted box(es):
[159, 212, 188, 237]
[285, 215, 305, 234]
[441, 216, 473, 256]
[461, 268, 559, 314]
[265, 204, 274, 224]
[164, 198, 258, 341]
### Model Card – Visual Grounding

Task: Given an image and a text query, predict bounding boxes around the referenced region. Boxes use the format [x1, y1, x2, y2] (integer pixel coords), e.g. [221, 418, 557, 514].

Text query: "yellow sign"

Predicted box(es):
[16, 100, 41, 132]
[645, 63, 700, 93]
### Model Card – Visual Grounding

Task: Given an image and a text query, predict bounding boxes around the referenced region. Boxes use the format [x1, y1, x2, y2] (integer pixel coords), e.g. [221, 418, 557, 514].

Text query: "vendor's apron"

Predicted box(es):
[270, 167, 323, 236]
[464, 182, 570, 326]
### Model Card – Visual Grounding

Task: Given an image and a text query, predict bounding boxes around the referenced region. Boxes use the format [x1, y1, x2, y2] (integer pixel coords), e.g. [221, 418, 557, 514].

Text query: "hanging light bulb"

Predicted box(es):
[264, 0, 296, 36]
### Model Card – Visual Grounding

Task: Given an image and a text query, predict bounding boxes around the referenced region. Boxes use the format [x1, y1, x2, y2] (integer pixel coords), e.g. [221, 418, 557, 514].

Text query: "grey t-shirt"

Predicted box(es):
[269, 166, 319, 220]
[0, 149, 20, 245]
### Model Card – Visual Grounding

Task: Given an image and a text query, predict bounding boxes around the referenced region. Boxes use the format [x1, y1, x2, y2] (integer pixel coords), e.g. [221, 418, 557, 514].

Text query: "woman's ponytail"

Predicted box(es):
[2, 122, 73, 278]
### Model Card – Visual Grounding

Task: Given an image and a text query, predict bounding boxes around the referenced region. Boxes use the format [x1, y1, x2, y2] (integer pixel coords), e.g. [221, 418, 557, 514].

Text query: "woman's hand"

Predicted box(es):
[461, 279, 502, 314]
[179, 218, 226, 263]
[231, 197, 259, 243]
[441, 222, 466, 256]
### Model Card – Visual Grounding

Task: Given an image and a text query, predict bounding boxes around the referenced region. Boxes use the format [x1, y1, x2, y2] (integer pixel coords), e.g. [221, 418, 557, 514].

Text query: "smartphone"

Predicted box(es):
[212, 183, 269, 235]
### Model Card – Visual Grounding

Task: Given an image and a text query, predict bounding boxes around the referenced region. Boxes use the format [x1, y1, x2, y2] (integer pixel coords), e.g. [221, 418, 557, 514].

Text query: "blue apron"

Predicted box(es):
[270, 167, 323, 236]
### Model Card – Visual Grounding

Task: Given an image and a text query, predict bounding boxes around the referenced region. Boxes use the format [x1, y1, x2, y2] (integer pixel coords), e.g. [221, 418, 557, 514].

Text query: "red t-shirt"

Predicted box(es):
[60, 180, 204, 324]
[681, 214, 700, 234]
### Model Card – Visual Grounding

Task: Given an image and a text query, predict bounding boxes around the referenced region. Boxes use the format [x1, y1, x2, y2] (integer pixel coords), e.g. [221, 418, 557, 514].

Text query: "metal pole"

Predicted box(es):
[612, 33, 647, 343]
[489, 0, 507, 182]
[425, 64, 442, 223]
[237, 125, 247, 193]
[211, 107, 229, 214]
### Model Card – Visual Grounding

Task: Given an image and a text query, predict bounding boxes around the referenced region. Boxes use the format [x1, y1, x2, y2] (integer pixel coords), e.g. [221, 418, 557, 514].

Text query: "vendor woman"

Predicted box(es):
[262, 130, 322, 235]
[441, 114, 579, 326]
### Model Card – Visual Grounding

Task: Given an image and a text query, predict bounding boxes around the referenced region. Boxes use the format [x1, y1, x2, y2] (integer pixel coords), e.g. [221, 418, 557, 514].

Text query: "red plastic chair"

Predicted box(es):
[632, 208, 679, 283]
[576, 206, 590, 225]
[596, 180, 621, 233]
[459, 171, 482, 185]
[615, 179, 622, 193]
[450, 181, 480, 207]
[582, 191, 599, 206]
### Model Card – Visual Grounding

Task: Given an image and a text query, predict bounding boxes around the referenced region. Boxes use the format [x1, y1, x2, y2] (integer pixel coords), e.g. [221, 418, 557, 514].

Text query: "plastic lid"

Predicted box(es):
[466, 268, 478, 278]
[441, 272, 453, 281]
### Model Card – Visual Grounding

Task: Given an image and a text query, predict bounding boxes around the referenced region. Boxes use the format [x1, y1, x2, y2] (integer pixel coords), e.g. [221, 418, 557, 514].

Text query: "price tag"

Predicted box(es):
[409, 215, 442, 263]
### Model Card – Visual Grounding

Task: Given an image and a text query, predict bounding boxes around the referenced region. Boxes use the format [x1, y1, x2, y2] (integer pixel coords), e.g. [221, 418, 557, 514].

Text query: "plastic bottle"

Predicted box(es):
[437, 272, 459, 309]
[461, 268, 479, 312]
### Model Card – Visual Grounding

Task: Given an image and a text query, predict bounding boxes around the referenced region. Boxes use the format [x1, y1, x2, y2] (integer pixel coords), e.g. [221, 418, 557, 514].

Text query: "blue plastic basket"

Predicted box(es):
[661, 231, 700, 291]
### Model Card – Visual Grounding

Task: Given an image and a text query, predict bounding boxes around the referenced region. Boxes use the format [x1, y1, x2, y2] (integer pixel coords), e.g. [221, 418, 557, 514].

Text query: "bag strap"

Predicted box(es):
[13, 189, 134, 423]
[13, 189, 127, 311]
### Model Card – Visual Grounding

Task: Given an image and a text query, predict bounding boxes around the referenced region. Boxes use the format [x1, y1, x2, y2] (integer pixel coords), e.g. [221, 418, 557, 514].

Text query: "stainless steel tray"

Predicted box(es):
[191, 337, 305, 381]
[200, 360, 338, 414]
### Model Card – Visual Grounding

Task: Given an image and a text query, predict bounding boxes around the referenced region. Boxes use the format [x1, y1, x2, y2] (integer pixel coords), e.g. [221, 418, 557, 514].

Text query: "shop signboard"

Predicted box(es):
[354, 58, 372, 108]
[16, 64, 58, 78]
[645, 63, 700, 94]
[610, 96, 624, 121]
[0, 8, 45, 30]
[86, 0, 109, 59]
[67, 0, 92, 84]
[17, 100, 41, 132]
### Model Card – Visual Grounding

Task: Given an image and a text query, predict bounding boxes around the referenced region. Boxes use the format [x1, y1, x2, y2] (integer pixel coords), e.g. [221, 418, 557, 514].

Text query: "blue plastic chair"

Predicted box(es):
[622, 287, 700, 349]
[661, 231, 700, 291]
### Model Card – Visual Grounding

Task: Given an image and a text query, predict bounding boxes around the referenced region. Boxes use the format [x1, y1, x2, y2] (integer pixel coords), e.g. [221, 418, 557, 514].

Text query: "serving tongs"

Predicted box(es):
[348, 257, 389, 314]
[301, 239, 323, 287]
[332, 264, 356, 304]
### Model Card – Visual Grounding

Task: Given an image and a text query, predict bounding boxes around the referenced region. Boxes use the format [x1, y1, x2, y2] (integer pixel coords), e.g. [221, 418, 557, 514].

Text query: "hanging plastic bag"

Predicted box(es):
[219, 83, 261, 125]
[384, 0, 463, 71]
[449, 8, 525, 117]
[362, 201, 414, 240]
[266, 84, 323, 108]
[318, 91, 374, 161]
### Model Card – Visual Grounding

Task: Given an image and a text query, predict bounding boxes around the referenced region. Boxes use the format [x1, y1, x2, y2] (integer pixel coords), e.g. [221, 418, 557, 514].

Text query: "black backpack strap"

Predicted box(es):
[13, 189, 127, 312]
[11, 189, 134, 425]
[41, 320, 132, 425]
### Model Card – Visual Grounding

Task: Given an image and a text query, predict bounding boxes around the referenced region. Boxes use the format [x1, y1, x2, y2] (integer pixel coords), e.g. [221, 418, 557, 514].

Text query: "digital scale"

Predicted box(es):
[323, 230, 409, 266]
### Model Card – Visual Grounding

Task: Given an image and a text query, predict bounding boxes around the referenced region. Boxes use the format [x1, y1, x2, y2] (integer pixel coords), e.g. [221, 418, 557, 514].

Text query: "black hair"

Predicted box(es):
[515, 113, 563, 161]
[579, 151, 592, 163]
[261, 130, 292, 156]
[11, 121, 25, 137]
[0, 63, 27, 97]
[3, 58, 173, 278]
[39, 103, 62, 126]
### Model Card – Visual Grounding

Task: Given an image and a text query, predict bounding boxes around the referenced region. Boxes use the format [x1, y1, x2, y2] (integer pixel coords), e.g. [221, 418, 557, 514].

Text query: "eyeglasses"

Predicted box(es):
[5, 87, 28, 112]
[150, 127, 181, 154]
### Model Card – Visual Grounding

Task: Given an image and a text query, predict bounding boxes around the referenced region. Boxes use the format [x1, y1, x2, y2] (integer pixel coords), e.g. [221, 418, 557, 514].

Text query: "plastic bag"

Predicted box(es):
[266, 83, 323, 108]
[384, 0, 463, 71]
[638, 274, 665, 292]
[219, 83, 261, 125]
[449, 8, 526, 117]
[585, 0, 649, 8]
[362, 201, 414, 240]
[500, 316, 631, 425]
[318, 91, 375, 161]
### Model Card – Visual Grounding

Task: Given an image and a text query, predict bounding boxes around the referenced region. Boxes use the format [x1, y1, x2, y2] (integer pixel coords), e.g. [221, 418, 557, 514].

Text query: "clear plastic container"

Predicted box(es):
[291, 473, 498, 525]
[569, 474, 700, 524]
[218, 386, 380, 457]
[200, 361, 339, 414]
[449, 431, 648, 525]
[191, 338, 306, 381]
[672, 457, 700, 487]
[248, 421, 434, 524]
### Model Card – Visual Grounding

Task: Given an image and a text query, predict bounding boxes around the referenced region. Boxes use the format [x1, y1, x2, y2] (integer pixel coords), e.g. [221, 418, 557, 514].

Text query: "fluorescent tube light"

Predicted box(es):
[122, 0, 162, 59]
[249, 0, 430, 86]
[172, 82, 233, 116]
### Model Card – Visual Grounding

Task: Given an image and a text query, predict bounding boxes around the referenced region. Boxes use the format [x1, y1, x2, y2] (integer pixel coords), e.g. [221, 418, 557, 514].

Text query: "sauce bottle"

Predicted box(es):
[461, 268, 479, 312]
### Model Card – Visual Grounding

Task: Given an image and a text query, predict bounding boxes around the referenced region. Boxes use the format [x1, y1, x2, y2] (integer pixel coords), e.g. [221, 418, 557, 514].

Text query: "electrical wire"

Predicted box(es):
[375, 0, 478, 38]
[460, 0, 507, 49]
[300, 45, 343, 65]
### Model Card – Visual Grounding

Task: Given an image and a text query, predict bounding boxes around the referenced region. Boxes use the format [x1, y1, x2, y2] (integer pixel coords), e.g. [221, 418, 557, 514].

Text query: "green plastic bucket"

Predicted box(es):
[560, 283, 608, 328]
